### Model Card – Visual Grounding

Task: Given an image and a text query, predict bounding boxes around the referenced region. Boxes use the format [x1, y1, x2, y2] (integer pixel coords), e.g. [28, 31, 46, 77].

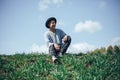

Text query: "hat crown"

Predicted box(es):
[45, 17, 57, 28]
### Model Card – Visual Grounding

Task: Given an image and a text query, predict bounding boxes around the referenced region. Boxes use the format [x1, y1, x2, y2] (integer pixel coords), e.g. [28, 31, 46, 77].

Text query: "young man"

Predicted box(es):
[44, 17, 71, 63]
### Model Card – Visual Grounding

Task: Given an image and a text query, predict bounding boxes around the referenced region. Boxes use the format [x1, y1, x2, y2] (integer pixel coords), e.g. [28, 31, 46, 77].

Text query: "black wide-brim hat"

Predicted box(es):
[45, 17, 57, 28]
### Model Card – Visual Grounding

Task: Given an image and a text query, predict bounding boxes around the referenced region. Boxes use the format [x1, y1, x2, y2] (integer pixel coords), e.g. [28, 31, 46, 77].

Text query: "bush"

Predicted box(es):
[107, 45, 113, 55]
[113, 45, 120, 54]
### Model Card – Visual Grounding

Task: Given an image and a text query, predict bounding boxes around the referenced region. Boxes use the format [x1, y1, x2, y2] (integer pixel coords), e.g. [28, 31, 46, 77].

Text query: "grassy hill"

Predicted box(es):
[0, 52, 120, 80]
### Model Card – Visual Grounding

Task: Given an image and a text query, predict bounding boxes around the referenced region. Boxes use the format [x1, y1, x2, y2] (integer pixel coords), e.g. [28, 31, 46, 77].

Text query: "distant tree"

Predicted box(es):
[99, 47, 106, 54]
[107, 45, 113, 54]
[113, 45, 120, 54]
[76, 52, 85, 56]
[86, 51, 92, 54]
[92, 48, 100, 54]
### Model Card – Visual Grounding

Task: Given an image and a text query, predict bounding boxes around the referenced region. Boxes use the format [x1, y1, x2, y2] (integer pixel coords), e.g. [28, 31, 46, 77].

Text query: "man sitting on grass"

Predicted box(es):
[44, 17, 71, 63]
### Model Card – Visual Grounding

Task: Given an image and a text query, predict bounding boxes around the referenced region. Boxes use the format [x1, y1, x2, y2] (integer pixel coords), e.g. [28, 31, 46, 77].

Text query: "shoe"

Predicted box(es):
[54, 58, 61, 64]
[54, 59, 59, 64]
[52, 56, 57, 62]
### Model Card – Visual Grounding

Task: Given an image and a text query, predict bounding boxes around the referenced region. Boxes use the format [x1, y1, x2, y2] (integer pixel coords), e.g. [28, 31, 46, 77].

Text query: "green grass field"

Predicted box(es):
[0, 52, 120, 80]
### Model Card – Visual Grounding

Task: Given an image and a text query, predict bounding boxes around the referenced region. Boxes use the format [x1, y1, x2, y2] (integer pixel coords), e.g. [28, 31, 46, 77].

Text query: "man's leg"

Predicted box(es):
[49, 45, 58, 62]
[60, 36, 71, 54]
[49, 45, 57, 56]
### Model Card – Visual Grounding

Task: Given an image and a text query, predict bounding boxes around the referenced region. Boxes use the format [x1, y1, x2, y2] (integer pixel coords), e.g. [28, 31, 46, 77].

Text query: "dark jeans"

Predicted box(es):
[49, 36, 71, 57]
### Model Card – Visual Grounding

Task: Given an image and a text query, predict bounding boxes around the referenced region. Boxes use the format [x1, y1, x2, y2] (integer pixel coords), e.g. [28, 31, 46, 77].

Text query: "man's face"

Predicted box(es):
[49, 20, 56, 29]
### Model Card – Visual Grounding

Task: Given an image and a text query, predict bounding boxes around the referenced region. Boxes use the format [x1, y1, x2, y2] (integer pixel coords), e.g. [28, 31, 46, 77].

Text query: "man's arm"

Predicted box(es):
[44, 32, 54, 47]
[59, 29, 68, 43]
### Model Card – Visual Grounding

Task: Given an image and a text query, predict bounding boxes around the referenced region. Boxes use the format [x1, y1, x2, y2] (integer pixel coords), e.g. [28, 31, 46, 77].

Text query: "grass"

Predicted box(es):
[0, 52, 120, 80]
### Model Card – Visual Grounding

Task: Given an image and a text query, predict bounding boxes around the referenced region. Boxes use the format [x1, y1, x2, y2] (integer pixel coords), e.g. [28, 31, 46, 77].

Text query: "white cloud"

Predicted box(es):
[110, 37, 120, 45]
[68, 42, 96, 53]
[39, 0, 63, 11]
[99, 1, 106, 8]
[57, 21, 65, 26]
[30, 42, 96, 54]
[74, 20, 102, 33]
[30, 44, 48, 54]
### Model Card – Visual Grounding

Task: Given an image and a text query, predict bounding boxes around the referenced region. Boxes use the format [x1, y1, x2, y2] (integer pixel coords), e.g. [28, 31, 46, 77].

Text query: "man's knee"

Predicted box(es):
[67, 36, 71, 43]
[49, 44, 55, 50]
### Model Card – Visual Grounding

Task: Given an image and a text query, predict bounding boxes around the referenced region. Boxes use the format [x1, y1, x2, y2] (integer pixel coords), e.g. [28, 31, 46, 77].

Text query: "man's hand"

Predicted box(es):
[63, 35, 68, 43]
[54, 43, 60, 51]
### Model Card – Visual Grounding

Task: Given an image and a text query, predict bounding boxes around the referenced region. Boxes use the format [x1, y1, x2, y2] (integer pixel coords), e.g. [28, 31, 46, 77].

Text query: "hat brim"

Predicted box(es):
[45, 17, 57, 28]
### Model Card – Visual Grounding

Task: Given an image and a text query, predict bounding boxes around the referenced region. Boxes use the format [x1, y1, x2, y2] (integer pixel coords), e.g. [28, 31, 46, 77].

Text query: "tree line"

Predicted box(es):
[92, 45, 120, 55]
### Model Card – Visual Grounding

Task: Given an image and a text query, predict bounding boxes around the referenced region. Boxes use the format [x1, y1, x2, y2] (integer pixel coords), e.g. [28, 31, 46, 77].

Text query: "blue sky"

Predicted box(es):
[0, 0, 120, 54]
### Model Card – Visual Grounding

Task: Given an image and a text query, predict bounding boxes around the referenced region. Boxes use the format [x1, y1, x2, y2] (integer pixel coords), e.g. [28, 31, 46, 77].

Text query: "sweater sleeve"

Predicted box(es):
[59, 29, 67, 39]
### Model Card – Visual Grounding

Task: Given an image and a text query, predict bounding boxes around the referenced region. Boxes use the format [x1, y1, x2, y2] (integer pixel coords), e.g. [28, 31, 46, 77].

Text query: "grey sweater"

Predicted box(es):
[44, 28, 66, 47]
